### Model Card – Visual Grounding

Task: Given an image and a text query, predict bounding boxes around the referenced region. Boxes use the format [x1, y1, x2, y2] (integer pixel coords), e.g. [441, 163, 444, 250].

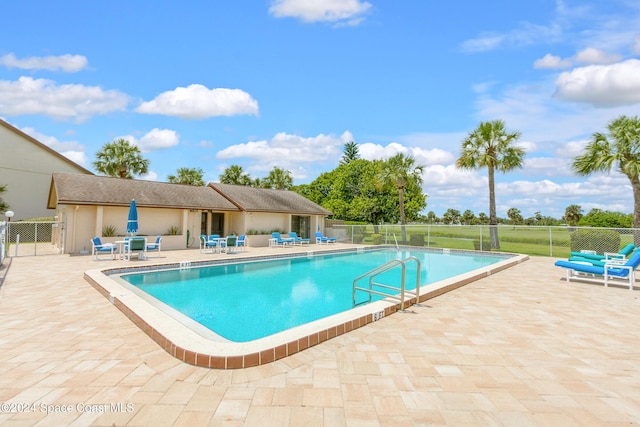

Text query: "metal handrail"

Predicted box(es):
[352, 256, 421, 310]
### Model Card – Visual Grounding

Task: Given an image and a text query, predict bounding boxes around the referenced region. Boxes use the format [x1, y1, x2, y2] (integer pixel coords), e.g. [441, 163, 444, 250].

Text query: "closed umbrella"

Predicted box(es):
[127, 199, 138, 235]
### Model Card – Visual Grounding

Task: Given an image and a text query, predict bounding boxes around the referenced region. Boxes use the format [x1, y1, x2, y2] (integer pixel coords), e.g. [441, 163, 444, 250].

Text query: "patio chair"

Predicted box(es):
[554, 251, 640, 290]
[200, 234, 218, 254]
[288, 231, 310, 245]
[271, 232, 294, 247]
[237, 235, 246, 251]
[315, 231, 336, 244]
[224, 235, 238, 254]
[91, 237, 116, 260]
[125, 237, 147, 261]
[146, 236, 162, 257]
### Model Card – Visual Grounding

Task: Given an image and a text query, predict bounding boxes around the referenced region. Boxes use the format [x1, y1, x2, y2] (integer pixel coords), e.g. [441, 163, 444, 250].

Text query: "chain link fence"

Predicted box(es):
[0, 222, 5, 264]
[324, 223, 639, 258]
[3, 221, 63, 257]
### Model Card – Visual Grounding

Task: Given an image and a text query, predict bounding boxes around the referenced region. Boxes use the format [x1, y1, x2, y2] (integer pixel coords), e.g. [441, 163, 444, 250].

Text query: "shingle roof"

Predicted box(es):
[49, 173, 240, 211]
[209, 183, 333, 215]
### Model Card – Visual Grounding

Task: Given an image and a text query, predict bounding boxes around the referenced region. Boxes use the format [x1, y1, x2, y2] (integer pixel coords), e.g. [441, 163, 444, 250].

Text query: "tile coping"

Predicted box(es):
[84, 246, 528, 369]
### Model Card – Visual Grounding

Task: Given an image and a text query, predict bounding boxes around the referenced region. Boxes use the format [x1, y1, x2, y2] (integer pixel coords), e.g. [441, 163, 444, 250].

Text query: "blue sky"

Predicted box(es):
[1, 0, 640, 219]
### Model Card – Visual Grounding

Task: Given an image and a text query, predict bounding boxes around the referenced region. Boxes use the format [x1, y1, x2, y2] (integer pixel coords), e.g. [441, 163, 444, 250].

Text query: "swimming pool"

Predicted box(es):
[87, 246, 525, 369]
[117, 248, 509, 342]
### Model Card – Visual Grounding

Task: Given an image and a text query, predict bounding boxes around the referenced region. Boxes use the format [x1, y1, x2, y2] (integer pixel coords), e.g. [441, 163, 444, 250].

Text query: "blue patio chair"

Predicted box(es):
[554, 251, 640, 290]
[288, 231, 310, 245]
[237, 235, 246, 251]
[200, 234, 218, 254]
[91, 237, 116, 260]
[315, 231, 336, 244]
[146, 236, 162, 257]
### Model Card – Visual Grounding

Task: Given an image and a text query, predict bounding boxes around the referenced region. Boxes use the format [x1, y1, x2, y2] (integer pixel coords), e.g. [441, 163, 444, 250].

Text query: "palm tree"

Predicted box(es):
[219, 165, 252, 186]
[573, 115, 640, 232]
[563, 204, 583, 226]
[379, 153, 425, 243]
[262, 166, 293, 190]
[168, 167, 205, 186]
[0, 184, 9, 213]
[93, 138, 149, 179]
[456, 120, 524, 250]
[507, 207, 523, 228]
[340, 141, 360, 165]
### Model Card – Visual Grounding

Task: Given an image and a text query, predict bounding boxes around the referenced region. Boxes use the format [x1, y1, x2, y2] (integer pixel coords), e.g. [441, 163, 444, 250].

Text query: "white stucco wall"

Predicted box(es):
[0, 122, 90, 221]
[58, 204, 204, 254]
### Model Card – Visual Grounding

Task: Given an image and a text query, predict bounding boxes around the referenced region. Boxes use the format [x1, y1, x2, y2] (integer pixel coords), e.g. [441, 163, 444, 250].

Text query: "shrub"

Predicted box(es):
[371, 233, 383, 245]
[167, 226, 180, 235]
[409, 233, 425, 246]
[102, 225, 117, 237]
[570, 229, 620, 253]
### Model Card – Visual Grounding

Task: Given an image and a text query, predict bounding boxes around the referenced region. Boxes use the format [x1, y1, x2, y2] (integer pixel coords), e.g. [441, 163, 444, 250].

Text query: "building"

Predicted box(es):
[0, 118, 92, 220]
[48, 172, 332, 254]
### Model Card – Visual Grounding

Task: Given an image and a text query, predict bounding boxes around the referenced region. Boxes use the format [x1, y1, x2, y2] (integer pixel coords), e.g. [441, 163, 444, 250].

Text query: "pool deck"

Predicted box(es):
[1, 245, 640, 426]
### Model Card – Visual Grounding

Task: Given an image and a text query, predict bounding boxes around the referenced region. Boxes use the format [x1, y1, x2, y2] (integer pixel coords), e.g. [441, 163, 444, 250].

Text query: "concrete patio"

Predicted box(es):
[1, 246, 639, 426]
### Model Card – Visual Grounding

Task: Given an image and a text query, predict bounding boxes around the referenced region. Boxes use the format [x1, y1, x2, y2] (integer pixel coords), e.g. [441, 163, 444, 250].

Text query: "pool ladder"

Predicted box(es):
[352, 256, 421, 311]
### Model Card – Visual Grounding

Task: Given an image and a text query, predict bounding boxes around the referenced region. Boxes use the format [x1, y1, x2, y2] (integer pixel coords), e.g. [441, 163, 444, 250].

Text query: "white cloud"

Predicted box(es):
[137, 128, 180, 151]
[269, 0, 371, 25]
[424, 164, 483, 189]
[554, 59, 640, 107]
[136, 84, 259, 119]
[534, 53, 572, 69]
[573, 47, 621, 65]
[140, 171, 158, 181]
[555, 139, 588, 157]
[522, 157, 573, 177]
[358, 142, 454, 166]
[461, 22, 561, 53]
[0, 53, 88, 72]
[19, 125, 88, 166]
[0, 76, 129, 122]
[216, 131, 349, 179]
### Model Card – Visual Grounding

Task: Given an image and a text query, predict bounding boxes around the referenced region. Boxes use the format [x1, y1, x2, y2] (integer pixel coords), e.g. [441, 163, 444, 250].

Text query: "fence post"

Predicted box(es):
[34, 222, 38, 256]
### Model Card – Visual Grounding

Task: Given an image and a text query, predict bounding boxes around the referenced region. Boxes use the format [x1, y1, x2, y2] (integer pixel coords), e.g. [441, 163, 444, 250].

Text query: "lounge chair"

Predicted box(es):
[568, 243, 635, 262]
[554, 251, 640, 290]
[125, 237, 147, 261]
[288, 231, 310, 245]
[568, 246, 640, 267]
[315, 231, 336, 244]
[271, 232, 294, 247]
[146, 236, 162, 257]
[91, 237, 116, 260]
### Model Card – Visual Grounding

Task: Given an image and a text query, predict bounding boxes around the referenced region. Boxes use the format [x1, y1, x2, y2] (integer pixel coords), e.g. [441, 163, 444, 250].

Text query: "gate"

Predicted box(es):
[3, 221, 64, 256]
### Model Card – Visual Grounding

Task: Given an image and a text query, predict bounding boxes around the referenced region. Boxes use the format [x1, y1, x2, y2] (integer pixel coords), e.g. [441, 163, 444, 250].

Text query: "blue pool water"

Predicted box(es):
[119, 248, 508, 342]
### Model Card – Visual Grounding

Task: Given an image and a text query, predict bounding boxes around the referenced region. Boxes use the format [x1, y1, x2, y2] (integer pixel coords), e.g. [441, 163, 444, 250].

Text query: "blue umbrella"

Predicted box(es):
[127, 199, 138, 235]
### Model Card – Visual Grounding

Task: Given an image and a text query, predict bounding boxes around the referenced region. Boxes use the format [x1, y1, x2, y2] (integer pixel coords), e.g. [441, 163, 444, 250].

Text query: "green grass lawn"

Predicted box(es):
[350, 225, 635, 258]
